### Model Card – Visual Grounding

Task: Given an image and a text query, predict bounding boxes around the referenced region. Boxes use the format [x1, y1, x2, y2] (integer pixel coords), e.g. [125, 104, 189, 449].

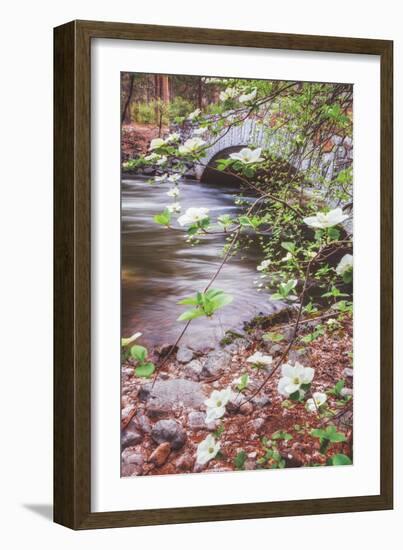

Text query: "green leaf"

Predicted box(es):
[134, 362, 155, 378]
[272, 430, 293, 441]
[327, 453, 352, 466]
[121, 332, 142, 347]
[237, 373, 250, 392]
[234, 451, 248, 471]
[263, 332, 284, 342]
[177, 308, 206, 322]
[130, 345, 148, 362]
[209, 292, 233, 310]
[154, 209, 171, 226]
[281, 242, 296, 254]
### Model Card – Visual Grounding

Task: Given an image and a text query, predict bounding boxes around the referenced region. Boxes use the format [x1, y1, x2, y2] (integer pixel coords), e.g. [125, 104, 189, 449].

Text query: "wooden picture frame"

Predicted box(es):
[54, 19, 393, 530]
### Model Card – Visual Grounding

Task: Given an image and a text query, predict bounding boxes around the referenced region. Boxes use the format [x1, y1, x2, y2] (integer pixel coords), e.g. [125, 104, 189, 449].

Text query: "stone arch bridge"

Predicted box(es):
[193, 118, 353, 184]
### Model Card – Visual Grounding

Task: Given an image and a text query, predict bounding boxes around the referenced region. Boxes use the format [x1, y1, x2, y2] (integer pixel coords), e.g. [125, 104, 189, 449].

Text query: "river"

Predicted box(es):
[121, 176, 280, 351]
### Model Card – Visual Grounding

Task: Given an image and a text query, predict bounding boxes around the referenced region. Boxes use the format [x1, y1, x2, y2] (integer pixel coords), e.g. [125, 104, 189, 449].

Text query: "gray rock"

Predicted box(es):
[270, 343, 283, 355]
[121, 422, 143, 449]
[187, 411, 208, 430]
[224, 338, 249, 354]
[200, 350, 231, 379]
[343, 367, 354, 378]
[244, 458, 257, 470]
[151, 419, 187, 450]
[121, 447, 144, 466]
[183, 359, 203, 381]
[139, 379, 206, 418]
[176, 346, 194, 364]
[288, 348, 310, 366]
[251, 417, 266, 431]
[240, 401, 254, 415]
[251, 394, 271, 408]
[121, 463, 143, 476]
[135, 410, 152, 434]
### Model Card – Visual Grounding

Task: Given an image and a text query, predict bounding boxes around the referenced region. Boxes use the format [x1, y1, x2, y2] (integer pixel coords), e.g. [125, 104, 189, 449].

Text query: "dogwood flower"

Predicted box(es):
[156, 156, 167, 166]
[144, 152, 160, 162]
[167, 202, 181, 213]
[246, 351, 273, 368]
[193, 127, 208, 135]
[178, 137, 206, 155]
[277, 362, 315, 397]
[167, 187, 180, 198]
[149, 138, 165, 151]
[154, 173, 168, 183]
[230, 147, 264, 164]
[219, 87, 239, 101]
[178, 207, 210, 226]
[204, 388, 232, 422]
[188, 108, 201, 120]
[281, 252, 293, 262]
[196, 434, 220, 465]
[165, 132, 180, 143]
[167, 173, 181, 183]
[306, 392, 327, 412]
[239, 88, 257, 103]
[336, 254, 353, 276]
[257, 259, 271, 271]
[303, 208, 348, 229]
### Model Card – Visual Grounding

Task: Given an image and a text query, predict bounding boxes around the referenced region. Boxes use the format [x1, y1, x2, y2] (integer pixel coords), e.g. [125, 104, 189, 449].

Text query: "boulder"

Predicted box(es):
[183, 359, 203, 381]
[151, 419, 187, 450]
[139, 379, 206, 418]
[200, 350, 231, 379]
[121, 421, 143, 449]
[176, 346, 194, 363]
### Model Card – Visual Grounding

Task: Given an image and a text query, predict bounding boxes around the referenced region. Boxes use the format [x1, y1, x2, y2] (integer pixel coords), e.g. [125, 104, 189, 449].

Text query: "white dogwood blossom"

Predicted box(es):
[257, 259, 271, 271]
[167, 173, 181, 183]
[149, 138, 165, 151]
[178, 137, 206, 155]
[246, 351, 273, 368]
[230, 147, 264, 164]
[178, 207, 210, 226]
[167, 187, 180, 198]
[196, 434, 220, 465]
[188, 108, 201, 120]
[239, 88, 257, 103]
[306, 392, 327, 412]
[204, 388, 232, 423]
[165, 132, 180, 143]
[278, 362, 315, 397]
[303, 208, 348, 229]
[154, 173, 168, 183]
[167, 202, 181, 213]
[219, 87, 239, 101]
[336, 254, 353, 276]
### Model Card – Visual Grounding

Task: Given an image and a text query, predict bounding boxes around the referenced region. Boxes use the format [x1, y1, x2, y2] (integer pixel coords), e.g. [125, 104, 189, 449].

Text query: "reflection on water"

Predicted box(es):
[121, 177, 279, 350]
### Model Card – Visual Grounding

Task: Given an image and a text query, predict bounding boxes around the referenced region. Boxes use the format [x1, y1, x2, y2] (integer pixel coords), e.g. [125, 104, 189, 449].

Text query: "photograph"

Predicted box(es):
[120, 72, 354, 477]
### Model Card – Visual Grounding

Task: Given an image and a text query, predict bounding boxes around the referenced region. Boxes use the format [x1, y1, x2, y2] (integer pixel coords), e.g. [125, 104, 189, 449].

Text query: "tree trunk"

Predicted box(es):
[160, 75, 170, 104]
[121, 74, 135, 125]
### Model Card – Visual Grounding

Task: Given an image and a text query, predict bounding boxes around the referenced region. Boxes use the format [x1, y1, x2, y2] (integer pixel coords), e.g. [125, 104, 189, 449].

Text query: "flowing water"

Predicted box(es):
[121, 177, 280, 350]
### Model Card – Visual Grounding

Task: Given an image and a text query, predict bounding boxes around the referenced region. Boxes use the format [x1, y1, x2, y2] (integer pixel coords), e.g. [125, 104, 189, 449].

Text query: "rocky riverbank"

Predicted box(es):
[121, 312, 353, 477]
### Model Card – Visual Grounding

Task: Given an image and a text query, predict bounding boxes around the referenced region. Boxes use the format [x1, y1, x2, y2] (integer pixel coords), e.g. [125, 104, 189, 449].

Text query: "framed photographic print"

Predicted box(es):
[54, 20, 393, 529]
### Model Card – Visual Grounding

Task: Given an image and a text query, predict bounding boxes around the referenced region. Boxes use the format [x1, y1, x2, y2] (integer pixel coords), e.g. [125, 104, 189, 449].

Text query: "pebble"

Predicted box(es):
[121, 422, 143, 448]
[151, 419, 187, 450]
[200, 350, 231, 379]
[175, 453, 195, 471]
[187, 411, 208, 430]
[183, 359, 203, 381]
[135, 410, 152, 434]
[121, 447, 144, 466]
[149, 442, 171, 466]
[176, 346, 194, 363]
[343, 367, 354, 378]
[240, 402, 254, 415]
[121, 463, 143, 476]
